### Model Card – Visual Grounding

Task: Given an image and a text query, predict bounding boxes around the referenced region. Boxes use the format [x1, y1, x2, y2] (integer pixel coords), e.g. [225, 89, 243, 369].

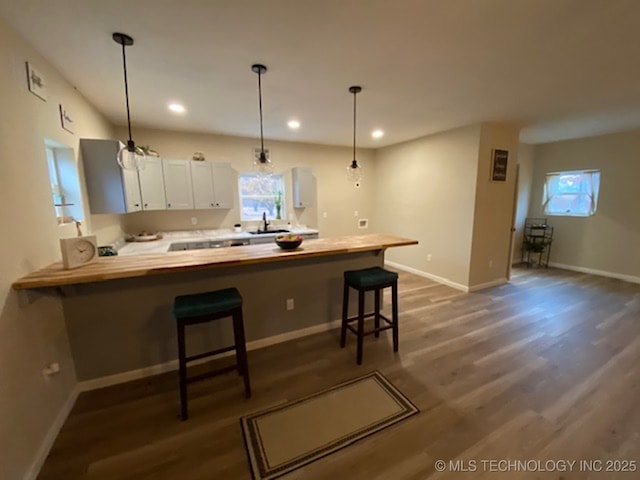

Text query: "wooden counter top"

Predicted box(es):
[12, 234, 417, 290]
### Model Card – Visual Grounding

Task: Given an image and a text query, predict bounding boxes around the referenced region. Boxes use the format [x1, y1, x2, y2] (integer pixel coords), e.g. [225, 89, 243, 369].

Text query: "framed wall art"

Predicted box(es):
[26, 61, 47, 101]
[491, 149, 509, 182]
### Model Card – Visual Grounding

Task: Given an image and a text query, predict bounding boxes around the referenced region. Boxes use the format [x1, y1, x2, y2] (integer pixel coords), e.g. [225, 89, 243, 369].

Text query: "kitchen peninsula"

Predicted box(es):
[13, 234, 417, 383]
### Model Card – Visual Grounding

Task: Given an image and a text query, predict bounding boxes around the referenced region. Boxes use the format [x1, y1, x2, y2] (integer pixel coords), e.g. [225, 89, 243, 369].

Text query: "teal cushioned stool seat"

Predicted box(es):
[344, 267, 398, 289]
[173, 287, 250, 420]
[174, 287, 242, 319]
[341, 267, 399, 365]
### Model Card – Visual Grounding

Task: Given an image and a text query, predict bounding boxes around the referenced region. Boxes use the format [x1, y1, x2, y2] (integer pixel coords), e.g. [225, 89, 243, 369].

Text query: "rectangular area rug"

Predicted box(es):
[241, 370, 419, 479]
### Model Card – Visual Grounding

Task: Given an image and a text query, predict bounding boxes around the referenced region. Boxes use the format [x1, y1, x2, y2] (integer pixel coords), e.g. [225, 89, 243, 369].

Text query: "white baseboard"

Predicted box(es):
[549, 262, 640, 285]
[384, 260, 469, 292]
[25, 386, 79, 480]
[468, 277, 508, 292]
[78, 319, 343, 392]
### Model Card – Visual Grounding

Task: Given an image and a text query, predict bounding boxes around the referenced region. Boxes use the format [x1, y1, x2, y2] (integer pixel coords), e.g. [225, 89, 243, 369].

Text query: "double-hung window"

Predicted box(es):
[542, 169, 600, 217]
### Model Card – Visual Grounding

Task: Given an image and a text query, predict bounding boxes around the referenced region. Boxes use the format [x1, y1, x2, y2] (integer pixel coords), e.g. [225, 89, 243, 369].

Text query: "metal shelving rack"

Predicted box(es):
[521, 218, 554, 268]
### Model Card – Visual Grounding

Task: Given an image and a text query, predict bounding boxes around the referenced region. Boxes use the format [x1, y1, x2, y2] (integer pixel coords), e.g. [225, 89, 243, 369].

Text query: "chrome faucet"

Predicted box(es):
[261, 212, 270, 233]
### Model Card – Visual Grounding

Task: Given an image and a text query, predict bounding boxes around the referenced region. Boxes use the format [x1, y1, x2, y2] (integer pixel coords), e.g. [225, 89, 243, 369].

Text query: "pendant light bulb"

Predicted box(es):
[252, 63, 272, 176]
[113, 32, 145, 171]
[347, 86, 364, 183]
[117, 140, 146, 171]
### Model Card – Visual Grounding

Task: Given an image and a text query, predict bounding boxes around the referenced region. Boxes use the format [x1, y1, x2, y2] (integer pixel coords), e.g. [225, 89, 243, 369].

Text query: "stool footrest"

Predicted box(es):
[185, 345, 236, 363]
[346, 323, 394, 337]
[187, 364, 238, 384]
[344, 313, 394, 326]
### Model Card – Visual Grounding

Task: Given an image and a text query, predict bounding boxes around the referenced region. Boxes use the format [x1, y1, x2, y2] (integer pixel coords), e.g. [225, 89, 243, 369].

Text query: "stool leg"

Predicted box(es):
[177, 320, 188, 421]
[392, 281, 399, 353]
[357, 289, 365, 365]
[374, 288, 381, 338]
[233, 308, 251, 399]
[340, 281, 349, 348]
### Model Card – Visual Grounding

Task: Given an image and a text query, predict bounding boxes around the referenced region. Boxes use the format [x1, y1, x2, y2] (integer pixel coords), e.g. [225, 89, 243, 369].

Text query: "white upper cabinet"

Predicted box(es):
[138, 157, 166, 211]
[191, 161, 216, 209]
[212, 162, 235, 209]
[163, 159, 194, 210]
[122, 168, 142, 212]
[191, 161, 236, 209]
[81, 139, 142, 214]
[292, 166, 316, 208]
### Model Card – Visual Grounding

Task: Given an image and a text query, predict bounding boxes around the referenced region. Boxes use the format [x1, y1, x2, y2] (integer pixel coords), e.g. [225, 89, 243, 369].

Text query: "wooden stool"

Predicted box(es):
[173, 287, 251, 420]
[340, 267, 399, 365]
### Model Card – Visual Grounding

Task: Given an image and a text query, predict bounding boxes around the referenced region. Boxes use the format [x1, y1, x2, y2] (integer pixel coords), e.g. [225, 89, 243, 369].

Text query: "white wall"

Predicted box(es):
[0, 18, 118, 479]
[114, 127, 377, 238]
[373, 124, 482, 288]
[528, 130, 640, 280]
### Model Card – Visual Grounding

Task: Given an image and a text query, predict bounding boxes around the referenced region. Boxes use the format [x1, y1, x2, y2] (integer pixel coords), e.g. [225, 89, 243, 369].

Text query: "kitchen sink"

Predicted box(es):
[248, 229, 290, 235]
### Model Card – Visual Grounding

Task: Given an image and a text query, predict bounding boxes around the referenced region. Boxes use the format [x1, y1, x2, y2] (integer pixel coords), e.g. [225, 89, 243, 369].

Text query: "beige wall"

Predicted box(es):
[0, 19, 118, 479]
[513, 143, 535, 264]
[529, 130, 640, 279]
[115, 127, 376, 238]
[468, 123, 520, 287]
[373, 124, 482, 287]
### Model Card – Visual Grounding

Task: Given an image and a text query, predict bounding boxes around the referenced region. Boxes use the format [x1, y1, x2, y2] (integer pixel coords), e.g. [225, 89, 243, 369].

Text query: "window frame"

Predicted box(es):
[542, 169, 600, 217]
[237, 173, 286, 222]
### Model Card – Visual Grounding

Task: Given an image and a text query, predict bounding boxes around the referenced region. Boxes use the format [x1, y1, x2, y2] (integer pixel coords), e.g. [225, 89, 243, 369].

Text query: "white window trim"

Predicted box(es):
[542, 169, 600, 217]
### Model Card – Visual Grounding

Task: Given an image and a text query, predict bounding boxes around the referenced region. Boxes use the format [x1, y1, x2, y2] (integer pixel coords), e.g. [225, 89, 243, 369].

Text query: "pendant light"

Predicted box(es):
[252, 64, 273, 175]
[346, 86, 363, 183]
[113, 32, 145, 171]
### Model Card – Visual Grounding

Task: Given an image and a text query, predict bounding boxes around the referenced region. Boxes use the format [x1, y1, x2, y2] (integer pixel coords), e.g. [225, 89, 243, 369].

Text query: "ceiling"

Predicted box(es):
[2, 0, 640, 148]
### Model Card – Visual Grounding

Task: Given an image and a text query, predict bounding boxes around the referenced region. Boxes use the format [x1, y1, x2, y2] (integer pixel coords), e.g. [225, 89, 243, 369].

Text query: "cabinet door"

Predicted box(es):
[191, 161, 216, 209]
[292, 167, 316, 208]
[162, 159, 194, 209]
[139, 157, 166, 210]
[121, 168, 142, 212]
[212, 162, 236, 209]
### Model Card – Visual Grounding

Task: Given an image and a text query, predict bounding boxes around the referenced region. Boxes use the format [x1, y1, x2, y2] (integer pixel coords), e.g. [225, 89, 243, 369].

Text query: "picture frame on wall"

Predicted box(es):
[491, 149, 509, 182]
[26, 61, 47, 101]
[59, 104, 74, 133]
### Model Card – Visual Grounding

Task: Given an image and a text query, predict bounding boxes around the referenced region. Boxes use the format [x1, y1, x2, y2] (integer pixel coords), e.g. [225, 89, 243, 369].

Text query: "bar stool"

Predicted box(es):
[340, 266, 399, 365]
[173, 287, 251, 420]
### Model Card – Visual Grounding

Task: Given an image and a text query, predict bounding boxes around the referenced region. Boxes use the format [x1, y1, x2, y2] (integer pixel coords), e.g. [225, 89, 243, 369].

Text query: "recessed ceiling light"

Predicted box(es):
[371, 129, 384, 139]
[287, 120, 301, 129]
[168, 103, 186, 114]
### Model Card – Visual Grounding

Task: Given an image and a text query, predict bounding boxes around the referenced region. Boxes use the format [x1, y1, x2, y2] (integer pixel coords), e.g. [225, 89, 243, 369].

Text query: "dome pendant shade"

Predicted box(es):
[252, 63, 273, 176]
[347, 86, 363, 183]
[113, 32, 145, 171]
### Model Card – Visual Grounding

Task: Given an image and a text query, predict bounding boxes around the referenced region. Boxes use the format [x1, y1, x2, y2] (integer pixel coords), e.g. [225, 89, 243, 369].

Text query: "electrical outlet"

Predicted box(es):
[489, 259, 494, 268]
[427, 254, 432, 262]
[354, 210, 359, 217]
[322, 212, 328, 218]
[286, 298, 294, 310]
[191, 217, 198, 225]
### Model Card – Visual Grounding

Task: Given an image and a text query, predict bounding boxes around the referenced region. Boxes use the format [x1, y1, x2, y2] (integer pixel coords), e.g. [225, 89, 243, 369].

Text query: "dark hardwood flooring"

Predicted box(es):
[38, 267, 640, 479]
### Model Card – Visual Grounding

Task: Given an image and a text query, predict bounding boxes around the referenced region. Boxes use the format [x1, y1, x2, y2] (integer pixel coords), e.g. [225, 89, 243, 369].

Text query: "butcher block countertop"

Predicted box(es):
[12, 234, 418, 290]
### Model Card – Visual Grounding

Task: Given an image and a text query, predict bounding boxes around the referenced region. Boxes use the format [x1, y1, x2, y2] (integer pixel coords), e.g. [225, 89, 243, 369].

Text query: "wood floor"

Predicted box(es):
[38, 267, 640, 479]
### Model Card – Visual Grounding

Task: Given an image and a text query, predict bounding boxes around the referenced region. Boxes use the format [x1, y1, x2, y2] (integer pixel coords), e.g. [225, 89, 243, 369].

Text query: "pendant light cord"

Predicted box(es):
[352, 90, 357, 161]
[120, 42, 133, 143]
[258, 70, 264, 153]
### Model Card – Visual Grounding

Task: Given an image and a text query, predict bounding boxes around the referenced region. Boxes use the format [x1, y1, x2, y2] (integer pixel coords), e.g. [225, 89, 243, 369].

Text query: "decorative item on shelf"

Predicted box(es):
[251, 63, 273, 176]
[98, 245, 118, 257]
[275, 190, 282, 219]
[113, 32, 146, 171]
[192, 151, 205, 161]
[346, 85, 364, 185]
[60, 235, 98, 269]
[275, 234, 303, 250]
[25, 61, 47, 101]
[139, 145, 159, 157]
[234, 223, 242, 233]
